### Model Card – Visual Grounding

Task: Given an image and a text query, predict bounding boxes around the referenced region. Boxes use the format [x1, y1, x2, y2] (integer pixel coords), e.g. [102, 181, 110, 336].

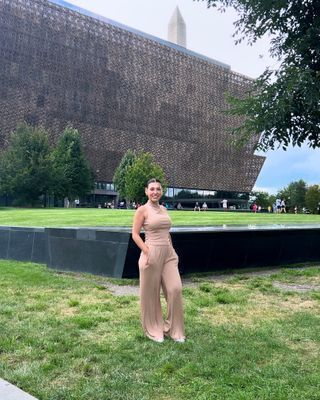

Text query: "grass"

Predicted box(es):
[0, 260, 319, 399]
[1, 207, 320, 227]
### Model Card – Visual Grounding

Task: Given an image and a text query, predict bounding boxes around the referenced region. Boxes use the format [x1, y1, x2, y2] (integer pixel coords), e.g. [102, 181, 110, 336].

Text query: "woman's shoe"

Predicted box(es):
[154, 337, 164, 343]
[150, 337, 164, 343]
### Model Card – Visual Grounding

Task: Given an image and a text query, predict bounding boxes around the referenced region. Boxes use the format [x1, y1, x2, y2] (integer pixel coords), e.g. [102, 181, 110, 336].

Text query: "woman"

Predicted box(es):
[132, 178, 185, 343]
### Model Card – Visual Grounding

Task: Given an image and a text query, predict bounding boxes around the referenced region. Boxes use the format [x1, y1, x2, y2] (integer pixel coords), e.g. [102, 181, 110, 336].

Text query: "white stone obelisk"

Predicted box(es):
[167, 6, 187, 48]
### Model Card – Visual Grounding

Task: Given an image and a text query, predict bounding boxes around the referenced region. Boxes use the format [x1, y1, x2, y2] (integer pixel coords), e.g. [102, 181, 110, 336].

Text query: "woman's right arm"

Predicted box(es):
[132, 207, 149, 255]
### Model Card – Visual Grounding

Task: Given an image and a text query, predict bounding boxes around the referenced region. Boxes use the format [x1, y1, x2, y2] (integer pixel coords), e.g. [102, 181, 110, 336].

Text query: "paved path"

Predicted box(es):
[104, 268, 282, 296]
[103, 267, 320, 296]
[0, 379, 38, 400]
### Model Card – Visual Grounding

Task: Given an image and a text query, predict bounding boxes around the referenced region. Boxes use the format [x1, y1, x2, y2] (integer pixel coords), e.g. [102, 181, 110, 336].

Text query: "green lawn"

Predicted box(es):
[1, 207, 320, 227]
[0, 260, 319, 399]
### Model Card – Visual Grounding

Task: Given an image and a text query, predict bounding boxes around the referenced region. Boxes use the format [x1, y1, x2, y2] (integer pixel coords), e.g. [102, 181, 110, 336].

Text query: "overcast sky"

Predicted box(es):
[66, 0, 320, 194]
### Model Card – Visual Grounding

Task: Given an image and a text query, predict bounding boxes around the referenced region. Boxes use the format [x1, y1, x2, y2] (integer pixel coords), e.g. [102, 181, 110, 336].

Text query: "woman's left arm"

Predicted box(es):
[163, 206, 174, 246]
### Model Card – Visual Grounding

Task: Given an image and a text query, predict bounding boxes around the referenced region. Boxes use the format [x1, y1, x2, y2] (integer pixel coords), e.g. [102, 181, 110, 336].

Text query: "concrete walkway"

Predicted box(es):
[0, 379, 38, 400]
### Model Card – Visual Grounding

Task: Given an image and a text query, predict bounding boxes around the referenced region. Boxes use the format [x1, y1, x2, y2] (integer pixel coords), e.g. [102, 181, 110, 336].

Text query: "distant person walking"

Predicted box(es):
[132, 178, 185, 344]
[221, 199, 228, 210]
[280, 199, 286, 213]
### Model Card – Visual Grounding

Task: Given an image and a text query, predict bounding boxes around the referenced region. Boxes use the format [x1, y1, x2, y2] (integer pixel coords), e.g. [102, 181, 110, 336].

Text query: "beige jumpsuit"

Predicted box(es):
[139, 203, 185, 341]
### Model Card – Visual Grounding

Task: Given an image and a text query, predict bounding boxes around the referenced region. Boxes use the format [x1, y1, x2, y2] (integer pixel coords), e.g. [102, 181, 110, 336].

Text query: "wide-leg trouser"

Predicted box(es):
[139, 244, 185, 340]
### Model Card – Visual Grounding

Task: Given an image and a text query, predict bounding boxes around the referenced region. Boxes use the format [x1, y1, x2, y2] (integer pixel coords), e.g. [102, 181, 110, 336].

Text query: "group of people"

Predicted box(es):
[252, 199, 287, 213]
[194, 201, 208, 211]
[251, 203, 262, 213]
[274, 198, 286, 213]
[103, 201, 115, 209]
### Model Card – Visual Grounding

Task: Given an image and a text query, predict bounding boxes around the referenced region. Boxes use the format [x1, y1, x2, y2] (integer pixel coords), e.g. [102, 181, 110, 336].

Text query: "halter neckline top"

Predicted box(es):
[143, 202, 172, 245]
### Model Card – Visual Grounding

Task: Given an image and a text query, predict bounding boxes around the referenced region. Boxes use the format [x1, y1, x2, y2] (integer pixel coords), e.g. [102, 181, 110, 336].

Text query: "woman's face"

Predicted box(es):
[145, 182, 163, 203]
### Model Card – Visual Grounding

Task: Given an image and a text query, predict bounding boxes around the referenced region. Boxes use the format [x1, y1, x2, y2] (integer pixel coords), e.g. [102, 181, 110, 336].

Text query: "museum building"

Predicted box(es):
[0, 0, 265, 208]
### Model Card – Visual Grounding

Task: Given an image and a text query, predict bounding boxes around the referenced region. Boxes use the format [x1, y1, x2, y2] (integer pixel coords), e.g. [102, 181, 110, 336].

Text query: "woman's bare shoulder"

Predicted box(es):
[135, 204, 147, 215]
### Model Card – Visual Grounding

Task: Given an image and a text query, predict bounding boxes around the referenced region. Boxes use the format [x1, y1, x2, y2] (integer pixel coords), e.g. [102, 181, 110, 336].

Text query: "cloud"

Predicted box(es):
[253, 185, 278, 195]
[255, 145, 320, 192]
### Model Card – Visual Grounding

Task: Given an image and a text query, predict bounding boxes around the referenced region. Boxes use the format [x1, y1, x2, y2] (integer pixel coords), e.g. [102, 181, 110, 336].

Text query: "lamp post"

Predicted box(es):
[93, 169, 100, 207]
[172, 163, 176, 209]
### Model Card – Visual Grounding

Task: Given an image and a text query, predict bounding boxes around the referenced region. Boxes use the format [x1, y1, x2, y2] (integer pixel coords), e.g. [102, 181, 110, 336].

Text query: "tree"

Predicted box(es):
[124, 152, 167, 203]
[277, 179, 307, 210]
[305, 185, 320, 214]
[52, 127, 93, 201]
[250, 190, 272, 208]
[113, 150, 136, 200]
[201, 0, 320, 151]
[0, 123, 54, 206]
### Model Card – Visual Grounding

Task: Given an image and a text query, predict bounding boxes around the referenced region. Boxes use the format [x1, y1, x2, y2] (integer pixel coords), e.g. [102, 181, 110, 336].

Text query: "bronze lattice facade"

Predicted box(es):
[0, 0, 265, 193]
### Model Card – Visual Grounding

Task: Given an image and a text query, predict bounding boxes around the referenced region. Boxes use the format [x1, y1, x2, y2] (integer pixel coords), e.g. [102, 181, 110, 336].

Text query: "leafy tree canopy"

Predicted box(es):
[277, 179, 307, 209]
[113, 150, 136, 200]
[52, 126, 93, 200]
[124, 152, 167, 203]
[305, 184, 320, 214]
[0, 123, 54, 206]
[200, 0, 320, 150]
[250, 190, 273, 208]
